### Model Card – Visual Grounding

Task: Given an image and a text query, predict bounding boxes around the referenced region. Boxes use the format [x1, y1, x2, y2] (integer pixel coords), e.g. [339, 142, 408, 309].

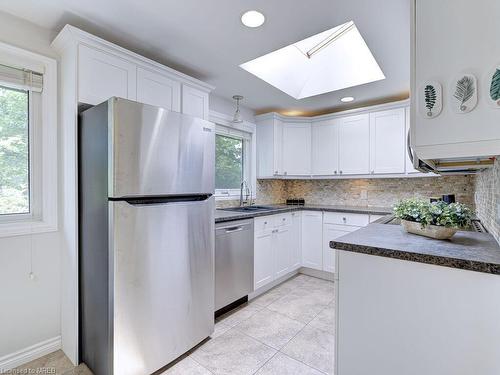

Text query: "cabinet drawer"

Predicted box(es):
[254, 216, 274, 232]
[323, 212, 369, 227]
[273, 213, 292, 227]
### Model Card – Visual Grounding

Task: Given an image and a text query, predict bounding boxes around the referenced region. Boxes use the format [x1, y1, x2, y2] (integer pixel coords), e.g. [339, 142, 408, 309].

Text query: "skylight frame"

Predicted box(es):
[240, 21, 385, 100]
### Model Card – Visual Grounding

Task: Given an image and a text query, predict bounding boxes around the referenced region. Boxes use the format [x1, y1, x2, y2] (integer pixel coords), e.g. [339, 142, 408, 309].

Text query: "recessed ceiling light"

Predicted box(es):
[241, 10, 265, 28]
[240, 21, 385, 99]
[340, 96, 355, 103]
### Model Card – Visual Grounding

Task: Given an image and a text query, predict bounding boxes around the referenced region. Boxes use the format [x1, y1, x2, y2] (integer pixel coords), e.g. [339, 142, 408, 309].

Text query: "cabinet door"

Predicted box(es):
[301, 211, 323, 270]
[323, 225, 351, 273]
[254, 230, 274, 290]
[312, 119, 339, 175]
[282, 122, 311, 175]
[256, 118, 283, 177]
[181, 84, 209, 120]
[369, 108, 406, 174]
[136, 67, 181, 111]
[338, 114, 370, 175]
[275, 226, 292, 278]
[405, 107, 420, 174]
[290, 212, 302, 270]
[78, 44, 137, 105]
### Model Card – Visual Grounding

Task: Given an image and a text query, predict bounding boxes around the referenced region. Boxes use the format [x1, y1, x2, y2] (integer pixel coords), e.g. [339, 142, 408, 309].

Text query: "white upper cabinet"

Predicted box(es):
[256, 116, 283, 178]
[412, 0, 500, 160]
[369, 108, 406, 174]
[338, 114, 370, 175]
[282, 121, 311, 176]
[181, 84, 209, 120]
[312, 119, 339, 175]
[54, 25, 212, 115]
[78, 44, 137, 105]
[255, 102, 419, 179]
[136, 67, 181, 111]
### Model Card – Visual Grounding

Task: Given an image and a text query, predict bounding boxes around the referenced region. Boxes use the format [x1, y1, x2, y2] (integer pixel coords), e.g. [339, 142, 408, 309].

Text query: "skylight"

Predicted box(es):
[240, 21, 385, 100]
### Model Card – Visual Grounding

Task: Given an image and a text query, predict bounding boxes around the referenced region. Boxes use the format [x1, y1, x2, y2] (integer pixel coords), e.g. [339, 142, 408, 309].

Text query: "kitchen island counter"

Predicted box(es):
[330, 223, 500, 275]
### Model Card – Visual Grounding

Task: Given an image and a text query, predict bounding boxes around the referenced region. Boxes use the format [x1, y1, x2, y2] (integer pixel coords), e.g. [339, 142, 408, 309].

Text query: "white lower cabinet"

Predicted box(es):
[301, 211, 323, 271]
[290, 212, 302, 270]
[254, 228, 274, 290]
[254, 210, 373, 289]
[254, 214, 294, 290]
[322, 224, 359, 273]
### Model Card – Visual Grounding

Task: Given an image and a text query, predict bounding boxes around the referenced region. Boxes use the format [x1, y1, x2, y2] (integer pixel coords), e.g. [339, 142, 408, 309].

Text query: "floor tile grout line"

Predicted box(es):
[188, 353, 216, 374]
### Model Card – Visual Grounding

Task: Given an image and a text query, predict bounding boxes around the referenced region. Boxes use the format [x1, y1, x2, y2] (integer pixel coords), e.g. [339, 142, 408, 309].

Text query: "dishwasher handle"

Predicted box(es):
[223, 226, 244, 233]
[216, 221, 253, 235]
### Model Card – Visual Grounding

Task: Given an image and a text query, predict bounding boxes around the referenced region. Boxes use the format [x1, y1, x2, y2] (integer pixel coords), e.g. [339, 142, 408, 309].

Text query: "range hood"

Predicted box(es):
[407, 133, 495, 175]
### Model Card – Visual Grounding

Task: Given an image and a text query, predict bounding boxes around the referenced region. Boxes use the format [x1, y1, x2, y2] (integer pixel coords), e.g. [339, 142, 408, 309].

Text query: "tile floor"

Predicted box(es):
[164, 274, 335, 375]
[10, 274, 334, 375]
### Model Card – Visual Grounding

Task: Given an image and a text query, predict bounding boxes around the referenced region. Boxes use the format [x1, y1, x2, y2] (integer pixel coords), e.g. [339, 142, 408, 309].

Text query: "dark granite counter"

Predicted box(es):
[215, 204, 392, 223]
[330, 223, 500, 275]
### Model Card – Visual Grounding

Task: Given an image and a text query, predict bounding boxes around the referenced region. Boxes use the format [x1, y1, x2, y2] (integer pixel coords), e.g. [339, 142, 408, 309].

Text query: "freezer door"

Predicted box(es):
[110, 197, 214, 375]
[108, 98, 214, 198]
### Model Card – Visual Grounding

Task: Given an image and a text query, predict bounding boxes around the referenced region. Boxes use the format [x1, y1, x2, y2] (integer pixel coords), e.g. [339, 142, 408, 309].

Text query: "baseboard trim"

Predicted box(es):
[299, 267, 335, 281]
[0, 336, 62, 371]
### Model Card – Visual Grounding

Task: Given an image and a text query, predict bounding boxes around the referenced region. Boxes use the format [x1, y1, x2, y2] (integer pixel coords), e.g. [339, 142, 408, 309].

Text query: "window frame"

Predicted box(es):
[215, 132, 248, 198]
[0, 42, 57, 237]
[210, 111, 256, 201]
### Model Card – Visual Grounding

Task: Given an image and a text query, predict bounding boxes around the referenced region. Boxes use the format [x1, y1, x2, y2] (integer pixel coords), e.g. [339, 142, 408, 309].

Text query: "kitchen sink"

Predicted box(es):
[220, 205, 276, 212]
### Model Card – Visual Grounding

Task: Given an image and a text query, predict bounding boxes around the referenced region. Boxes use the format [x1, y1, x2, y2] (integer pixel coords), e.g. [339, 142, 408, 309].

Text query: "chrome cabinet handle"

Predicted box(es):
[339, 170, 343, 174]
[342, 217, 347, 223]
[334, 170, 337, 174]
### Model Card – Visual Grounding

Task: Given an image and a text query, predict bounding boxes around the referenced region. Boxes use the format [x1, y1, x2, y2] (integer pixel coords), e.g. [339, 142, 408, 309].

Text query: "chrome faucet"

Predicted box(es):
[239, 180, 251, 207]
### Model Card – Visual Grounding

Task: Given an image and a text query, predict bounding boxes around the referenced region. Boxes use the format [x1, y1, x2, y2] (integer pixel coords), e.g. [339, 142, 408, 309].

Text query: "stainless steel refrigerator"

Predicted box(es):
[78, 97, 215, 375]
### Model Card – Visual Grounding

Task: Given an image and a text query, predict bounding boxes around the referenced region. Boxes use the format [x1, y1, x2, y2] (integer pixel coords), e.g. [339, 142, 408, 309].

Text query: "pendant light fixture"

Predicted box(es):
[232, 95, 244, 123]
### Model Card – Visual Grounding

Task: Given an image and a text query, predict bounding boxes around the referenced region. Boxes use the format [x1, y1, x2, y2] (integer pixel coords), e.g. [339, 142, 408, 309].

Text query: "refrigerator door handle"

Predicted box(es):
[113, 194, 213, 206]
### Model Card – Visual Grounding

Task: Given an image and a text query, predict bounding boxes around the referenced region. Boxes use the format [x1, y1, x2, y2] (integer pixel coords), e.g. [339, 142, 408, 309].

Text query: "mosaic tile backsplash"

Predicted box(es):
[256, 175, 476, 209]
[474, 159, 500, 244]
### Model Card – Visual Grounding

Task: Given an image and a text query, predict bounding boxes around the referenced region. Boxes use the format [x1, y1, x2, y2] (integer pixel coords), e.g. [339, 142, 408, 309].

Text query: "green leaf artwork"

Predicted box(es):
[453, 75, 475, 111]
[490, 68, 500, 105]
[424, 85, 436, 116]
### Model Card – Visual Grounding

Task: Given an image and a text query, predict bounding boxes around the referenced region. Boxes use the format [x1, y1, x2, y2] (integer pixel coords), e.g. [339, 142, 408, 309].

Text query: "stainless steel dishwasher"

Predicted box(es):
[215, 219, 254, 312]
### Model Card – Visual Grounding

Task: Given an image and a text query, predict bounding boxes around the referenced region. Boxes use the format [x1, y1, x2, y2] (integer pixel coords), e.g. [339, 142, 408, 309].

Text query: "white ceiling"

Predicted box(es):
[0, 0, 410, 115]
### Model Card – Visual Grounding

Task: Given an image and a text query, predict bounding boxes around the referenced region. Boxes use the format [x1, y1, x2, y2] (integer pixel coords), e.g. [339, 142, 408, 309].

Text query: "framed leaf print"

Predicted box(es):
[486, 64, 500, 108]
[419, 81, 442, 118]
[451, 74, 477, 113]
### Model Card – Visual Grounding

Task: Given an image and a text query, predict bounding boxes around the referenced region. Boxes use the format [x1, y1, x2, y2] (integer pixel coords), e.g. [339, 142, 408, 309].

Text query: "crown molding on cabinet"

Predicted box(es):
[51, 24, 215, 93]
[255, 99, 410, 123]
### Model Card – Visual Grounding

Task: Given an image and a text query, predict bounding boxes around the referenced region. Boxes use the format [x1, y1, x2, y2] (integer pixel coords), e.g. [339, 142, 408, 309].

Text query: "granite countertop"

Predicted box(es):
[215, 204, 392, 223]
[330, 223, 500, 275]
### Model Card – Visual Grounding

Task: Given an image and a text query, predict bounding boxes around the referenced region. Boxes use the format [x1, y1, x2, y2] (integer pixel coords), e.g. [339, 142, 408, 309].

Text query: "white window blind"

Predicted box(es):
[0, 63, 43, 92]
[215, 124, 251, 141]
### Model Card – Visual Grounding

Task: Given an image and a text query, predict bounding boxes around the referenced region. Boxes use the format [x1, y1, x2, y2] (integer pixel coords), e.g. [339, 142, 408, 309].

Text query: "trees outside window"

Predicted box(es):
[0, 85, 29, 215]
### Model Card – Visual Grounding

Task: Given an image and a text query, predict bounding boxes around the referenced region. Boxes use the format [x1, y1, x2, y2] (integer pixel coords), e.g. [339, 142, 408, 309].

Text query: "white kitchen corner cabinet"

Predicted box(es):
[281, 121, 312, 176]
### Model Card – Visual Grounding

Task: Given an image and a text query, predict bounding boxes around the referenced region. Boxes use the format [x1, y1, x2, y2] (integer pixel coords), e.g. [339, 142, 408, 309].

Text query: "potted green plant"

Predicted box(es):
[393, 198, 474, 240]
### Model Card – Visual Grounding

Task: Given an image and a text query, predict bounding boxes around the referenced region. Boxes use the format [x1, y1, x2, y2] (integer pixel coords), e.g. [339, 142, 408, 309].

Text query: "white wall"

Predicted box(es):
[209, 94, 255, 123]
[0, 11, 62, 366]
